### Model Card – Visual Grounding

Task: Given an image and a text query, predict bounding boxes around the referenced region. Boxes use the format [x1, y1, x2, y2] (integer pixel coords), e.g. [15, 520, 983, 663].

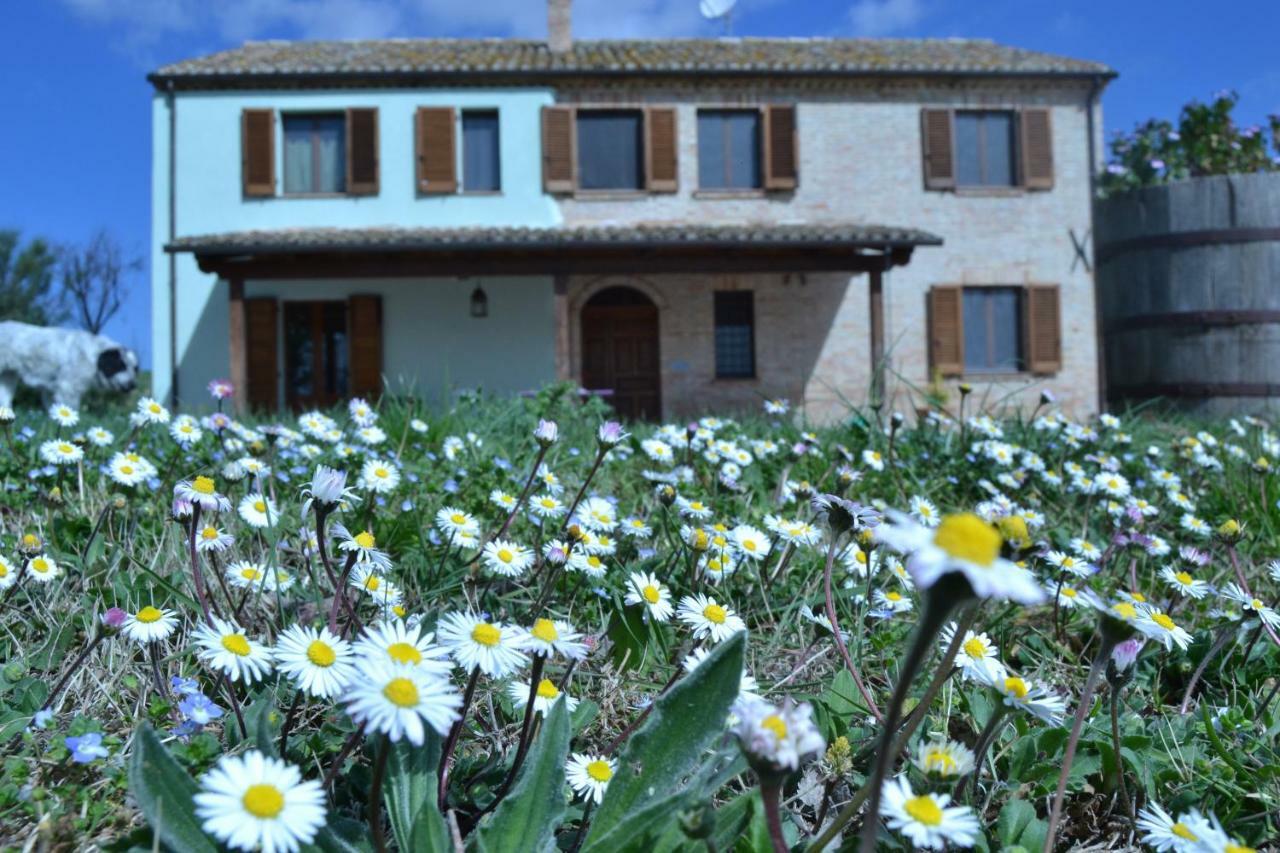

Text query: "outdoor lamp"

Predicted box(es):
[470, 286, 489, 318]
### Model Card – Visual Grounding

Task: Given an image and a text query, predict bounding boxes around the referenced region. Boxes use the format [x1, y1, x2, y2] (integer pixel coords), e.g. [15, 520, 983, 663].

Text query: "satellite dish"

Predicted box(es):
[700, 0, 736, 19]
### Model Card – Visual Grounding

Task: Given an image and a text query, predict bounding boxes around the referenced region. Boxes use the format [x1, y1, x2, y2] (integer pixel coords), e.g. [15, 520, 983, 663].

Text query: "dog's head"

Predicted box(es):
[96, 345, 139, 394]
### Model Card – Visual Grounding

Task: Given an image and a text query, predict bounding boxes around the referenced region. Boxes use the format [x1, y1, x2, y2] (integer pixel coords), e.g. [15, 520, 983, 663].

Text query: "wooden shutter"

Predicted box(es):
[1020, 108, 1054, 190]
[346, 108, 379, 195]
[415, 107, 456, 194]
[921, 108, 955, 190]
[928, 286, 964, 376]
[763, 105, 798, 190]
[541, 106, 576, 193]
[645, 107, 678, 193]
[241, 109, 275, 197]
[244, 298, 278, 409]
[349, 295, 383, 399]
[1024, 285, 1062, 373]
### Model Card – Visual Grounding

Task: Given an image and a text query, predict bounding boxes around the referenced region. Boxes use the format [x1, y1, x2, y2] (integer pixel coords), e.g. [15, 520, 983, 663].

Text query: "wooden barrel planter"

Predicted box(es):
[1096, 172, 1280, 414]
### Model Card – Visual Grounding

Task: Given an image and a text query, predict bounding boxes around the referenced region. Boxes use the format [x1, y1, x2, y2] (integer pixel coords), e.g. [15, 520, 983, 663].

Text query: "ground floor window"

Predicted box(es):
[284, 301, 350, 409]
[962, 287, 1023, 373]
[714, 291, 756, 379]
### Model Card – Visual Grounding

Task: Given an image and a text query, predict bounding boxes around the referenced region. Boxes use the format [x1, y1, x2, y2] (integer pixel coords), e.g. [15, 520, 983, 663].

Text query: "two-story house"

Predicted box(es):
[150, 0, 1114, 421]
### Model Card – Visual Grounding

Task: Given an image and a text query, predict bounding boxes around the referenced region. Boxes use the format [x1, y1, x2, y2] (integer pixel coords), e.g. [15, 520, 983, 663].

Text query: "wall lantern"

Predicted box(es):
[470, 286, 489, 318]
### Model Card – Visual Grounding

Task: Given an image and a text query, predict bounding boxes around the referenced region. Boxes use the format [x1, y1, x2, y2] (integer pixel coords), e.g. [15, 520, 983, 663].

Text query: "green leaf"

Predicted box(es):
[582, 632, 745, 852]
[710, 789, 756, 853]
[996, 797, 1047, 851]
[127, 723, 217, 853]
[472, 697, 570, 853]
[607, 601, 653, 673]
[581, 789, 693, 853]
[384, 731, 451, 853]
[571, 699, 599, 734]
[306, 819, 374, 853]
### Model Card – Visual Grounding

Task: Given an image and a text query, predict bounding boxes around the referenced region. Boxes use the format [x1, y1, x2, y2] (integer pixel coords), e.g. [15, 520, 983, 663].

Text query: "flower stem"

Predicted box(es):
[956, 705, 1007, 802]
[821, 536, 882, 723]
[370, 736, 390, 853]
[1178, 623, 1234, 714]
[1043, 641, 1113, 853]
[439, 668, 481, 811]
[1109, 688, 1133, 822]
[278, 688, 305, 757]
[760, 780, 789, 853]
[487, 655, 545, 810]
[41, 627, 106, 713]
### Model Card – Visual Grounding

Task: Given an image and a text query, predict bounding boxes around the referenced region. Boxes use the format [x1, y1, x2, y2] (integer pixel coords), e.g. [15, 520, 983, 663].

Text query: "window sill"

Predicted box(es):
[713, 375, 759, 382]
[459, 190, 504, 197]
[694, 189, 766, 199]
[954, 372, 1055, 381]
[572, 190, 649, 201]
[953, 187, 1027, 198]
[279, 192, 358, 199]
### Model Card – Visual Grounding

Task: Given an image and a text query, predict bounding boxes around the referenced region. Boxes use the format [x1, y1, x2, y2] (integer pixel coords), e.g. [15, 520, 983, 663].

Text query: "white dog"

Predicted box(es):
[0, 321, 139, 409]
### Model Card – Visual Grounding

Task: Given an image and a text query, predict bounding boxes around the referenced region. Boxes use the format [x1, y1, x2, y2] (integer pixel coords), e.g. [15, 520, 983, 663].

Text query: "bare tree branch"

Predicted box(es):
[57, 230, 141, 335]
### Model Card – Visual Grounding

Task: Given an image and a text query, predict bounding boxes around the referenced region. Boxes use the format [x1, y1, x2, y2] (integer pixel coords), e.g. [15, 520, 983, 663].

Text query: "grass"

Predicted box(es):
[0, 381, 1277, 851]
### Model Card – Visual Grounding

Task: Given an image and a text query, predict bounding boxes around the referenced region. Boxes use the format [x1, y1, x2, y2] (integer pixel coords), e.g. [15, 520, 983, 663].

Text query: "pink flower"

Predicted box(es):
[597, 421, 628, 447]
[207, 379, 234, 400]
[101, 607, 127, 630]
[1111, 637, 1145, 672]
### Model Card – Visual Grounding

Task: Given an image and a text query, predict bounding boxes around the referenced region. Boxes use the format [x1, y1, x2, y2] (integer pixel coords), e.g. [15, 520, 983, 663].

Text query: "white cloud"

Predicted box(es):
[846, 0, 925, 36]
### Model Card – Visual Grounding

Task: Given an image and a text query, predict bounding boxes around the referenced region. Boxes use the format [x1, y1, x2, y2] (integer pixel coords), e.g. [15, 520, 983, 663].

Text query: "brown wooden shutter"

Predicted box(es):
[241, 109, 275, 197]
[645, 107, 678, 193]
[349, 295, 383, 399]
[763, 104, 798, 190]
[1020, 108, 1054, 190]
[1024, 285, 1062, 373]
[346, 107, 379, 195]
[921, 109, 955, 190]
[928, 286, 964, 376]
[415, 107, 456, 194]
[244, 298, 278, 409]
[541, 106, 576, 193]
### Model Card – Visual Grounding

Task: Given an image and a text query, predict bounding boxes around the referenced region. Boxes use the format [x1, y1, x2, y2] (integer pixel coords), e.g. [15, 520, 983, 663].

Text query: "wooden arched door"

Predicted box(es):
[581, 286, 661, 421]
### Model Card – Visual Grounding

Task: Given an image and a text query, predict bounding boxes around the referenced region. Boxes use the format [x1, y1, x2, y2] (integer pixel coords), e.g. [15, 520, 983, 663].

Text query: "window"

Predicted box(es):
[962, 287, 1023, 372]
[462, 110, 501, 192]
[954, 111, 1017, 187]
[714, 291, 756, 378]
[576, 110, 644, 191]
[697, 109, 762, 190]
[282, 114, 346, 194]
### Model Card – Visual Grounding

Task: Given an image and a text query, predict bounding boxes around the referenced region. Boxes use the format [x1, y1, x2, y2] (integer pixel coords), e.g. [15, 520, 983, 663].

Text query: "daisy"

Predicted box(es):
[481, 539, 534, 578]
[437, 612, 528, 677]
[566, 754, 615, 804]
[170, 416, 204, 447]
[436, 507, 479, 539]
[677, 594, 747, 643]
[938, 623, 1005, 682]
[238, 493, 280, 528]
[175, 476, 232, 514]
[1220, 583, 1280, 628]
[517, 618, 588, 661]
[359, 457, 400, 494]
[135, 397, 170, 425]
[507, 678, 580, 716]
[194, 750, 325, 853]
[1134, 608, 1194, 651]
[274, 624, 358, 699]
[984, 670, 1067, 725]
[624, 571, 674, 622]
[731, 696, 825, 772]
[353, 620, 452, 674]
[862, 449, 886, 472]
[529, 494, 565, 520]
[675, 496, 714, 521]
[1136, 803, 1216, 852]
[879, 775, 980, 850]
[108, 453, 149, 487]
[226, 560, 271, 591]
[343, 659, 462, 745]
[489, 489, 518, 512]
[86, 426, 113, 446]
[909, 496, 940, 528]
[1056, 584, 1082, 609]
[40, 439, 83, 465]
[874, 512, 1045, 604]
[122, 605, 178, 644]
[683, 646, 759, 696]
[26, 554, 61, 583]
[620, 517, 652, 539]
[348, 397, 377, 426]
[1160, 566, 1209, 599]
[873, 588, 914, 616]
[730, 525, 771, 561]
[0, 556, 16, 591]
[1045, 550, 1093, 578]
[1093, 471, 1131, 498]
[48, 403, 79, 427]
[577, 496, 619, 531]
[300, 465, 354, 516]
[1180, 514, 1211, 537]
[192, 616, 274, 683]
[567, 551, 609, 579]
[913, 738, 976, 779]
[332, 524, 391, 570]
[348, 564, 403, 609]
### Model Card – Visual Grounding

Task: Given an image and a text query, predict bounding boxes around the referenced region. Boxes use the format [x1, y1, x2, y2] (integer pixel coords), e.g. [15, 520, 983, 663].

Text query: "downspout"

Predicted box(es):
[1085, 75, 1106, 412]
[167, 80, 179, 407]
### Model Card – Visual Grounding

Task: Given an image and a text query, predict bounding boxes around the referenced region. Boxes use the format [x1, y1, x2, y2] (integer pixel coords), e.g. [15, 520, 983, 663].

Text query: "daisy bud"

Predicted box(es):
[891, 411, 905, 428]
[20, 533, 42, 555]
[597, 421, 627, 447]
[958, 383, 973, 396]
[1215, 518, 1243, 541]
[533, 419, 559, 447]
[207, 378, 234, 400]
[1110, 636, 1144, 672]
[0, 405, 14, 423]
[811, 494, 864, 536]
[732, 696, 825, 780]
[1252, 456, 1270, 473]
[678, 800, 716, 841]
[1039, 389, 1056, 405]
[655, 484, 677, 506]
[100, 607, 127, 632]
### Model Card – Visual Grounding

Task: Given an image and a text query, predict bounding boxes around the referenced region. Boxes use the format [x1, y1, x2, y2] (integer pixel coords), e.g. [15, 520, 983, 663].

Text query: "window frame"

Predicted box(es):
[280, 111, 349, 197]
[713, 290, 757, 380]
[695, 107, 764, 193]
[573, 107, 647, 195]
[960, 285, 1025, 375]
[953, 109, 1020, 190]
[459, 108, 503, 195]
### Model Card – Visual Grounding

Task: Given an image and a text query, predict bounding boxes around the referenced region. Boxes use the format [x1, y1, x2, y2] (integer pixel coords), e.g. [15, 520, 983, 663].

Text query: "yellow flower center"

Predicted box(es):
[121, 465, 135, 475]
[355, 531, 375, 549]
[1063, 587, 1077, 598]
[923, 749, 957, 774]
[1225, 845, 1256, 853]
[307, 640, 336, 667]
[149, 403, 162, 414]
[241, 784, 285, 818]
[1004, 677, 1029, 699]
[1152, 613, 1177, 631]
[933, 513, 1001, 567]
[761, 714, 788, 740]
[743, 539, 757, 552]
[201, 526, 218, 540]
[374, 467, 389, 479]
[31, 558, 49, 573]
[364, 576, 381, 591]
[222, 634, 251, 656]
[386, 642, 422, 665]
[1130, 591, 1147, 603]
[58, 443, 74, 454]
[536, 679, 560, 700]
[642, 585, 661, 604]
[886, 591, 902, 602]
[1175, 571, 1193, 585]
[241, 568, 261, 580]
[1112, 602, 1138, 620]
[703, 604, 727, 624]
[963, 638, 988, 658]
[1252, 599, 1265, 610]
[253, 500, 267, 513]
[472, 623, 501, 647]
[693, 530, 709, 550]
[1171, 823, 1198, 842]
[541, 499, 556, 509]
[531, 618, 559, 643]
[497, 549, 514, 563]
[586, 760, 613, 782]
[192, 476, 216, 495]
[903, 795, 943, 826]
[136, 606, 163, 624]
[383, 677, 419, 708]
[22, 534, 39, 548]
[451, 513, 467, 525]
[587, 556, 602, 569]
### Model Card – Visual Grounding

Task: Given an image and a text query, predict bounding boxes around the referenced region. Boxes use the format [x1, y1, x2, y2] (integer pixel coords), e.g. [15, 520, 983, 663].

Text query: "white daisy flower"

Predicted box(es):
[872, 588, 914, 616]
[348, 397, 377, 427]
[675, 496, 714, 521]
[489, 489, 518, 512]
[565, 753, 615, 804]
[879, 775, 980, 849]
[175, 476, 232, 514]
[108, 453, 150, 487]
[353, 620, 453, 674]
[0, 556, 17, 591]
[909, 496, 941, 528]
[938, 623, 1005, 682]
[517, 618, 588, 661]
[122, 605, 178, 645]
[359, 458, 400, 493]
[577, 496, 619, 531]
[1134, 608, 1194, 651]
[983, 669, 1067, 726]
[349, 563, 403, 608]
[1160, 566, 1209, 599]
[170, 415, 204, 447]
[862, 449, 886, 472]
[528, 494, 565, 520]
[481, 539, 534, 578]
[331, 524, 391, 571]
[194, 750, 325, 853]
[134, 397, 170, 425]
[48, 403, 79, 427]
[436, 612, 528, 677]
[913, 738, 976, 779]
[26, 553, 61, 583]
[506, 678, 579, 716]
[436, 507, 479, 539]
[1136, 803, 1216, 852]
[677, 594, 746, 643]
[40, 439, 83, 466]
[192, 616, 275, 684]
[624, 571, 674, 622]
[1220, 583, 1280, 629]
[274, 624, 358, 699]
[567, 551, 609, 579]
[226, 560, 271, 591]
[300, 465, 354, 516]
[730, 524, 771, 561]
[342, 659, 462, 745]
[731, 695, 825, 771]
[1045, 550, 1093, 578]
[85, 426, 113, 446]
[238, 493, 280, 528]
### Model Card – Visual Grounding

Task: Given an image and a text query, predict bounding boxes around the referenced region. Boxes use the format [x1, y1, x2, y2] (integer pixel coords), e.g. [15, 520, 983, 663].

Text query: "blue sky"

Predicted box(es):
[2, 0, 1276, 368]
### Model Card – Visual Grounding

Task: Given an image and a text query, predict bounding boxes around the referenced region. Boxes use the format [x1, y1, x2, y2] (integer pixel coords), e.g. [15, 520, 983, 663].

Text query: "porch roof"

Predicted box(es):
[168, 223, 942, 279]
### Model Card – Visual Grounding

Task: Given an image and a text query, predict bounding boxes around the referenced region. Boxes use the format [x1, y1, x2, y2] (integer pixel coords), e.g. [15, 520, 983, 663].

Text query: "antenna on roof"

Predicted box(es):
[700, 0, 736, 35]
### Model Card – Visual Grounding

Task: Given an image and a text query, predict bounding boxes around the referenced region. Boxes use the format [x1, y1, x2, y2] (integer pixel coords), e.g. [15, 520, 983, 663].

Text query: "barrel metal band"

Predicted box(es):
[1110, 382, 1280, 399]
[1109, 309, 1280, 332]
[1096, 226, 1280, 263]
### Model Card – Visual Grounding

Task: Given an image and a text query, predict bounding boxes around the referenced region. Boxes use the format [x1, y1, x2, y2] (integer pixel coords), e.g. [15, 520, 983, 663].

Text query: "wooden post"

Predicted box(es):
[869, 264, 885, 405]
[553, 275, 571, 382]
[228, 278, 248, 415]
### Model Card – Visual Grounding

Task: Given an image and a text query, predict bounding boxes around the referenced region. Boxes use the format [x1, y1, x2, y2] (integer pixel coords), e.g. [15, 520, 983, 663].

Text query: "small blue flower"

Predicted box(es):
[569, 447, 581, 457]
[400, 499, 413, 512]
[178, 693, 224, 726]
[171, 676, 201, 696]
[65, 732, 109, 764]
[493, 457, 512, 471]
[443, 479, 459, 494]
[32, 710, 53, 730]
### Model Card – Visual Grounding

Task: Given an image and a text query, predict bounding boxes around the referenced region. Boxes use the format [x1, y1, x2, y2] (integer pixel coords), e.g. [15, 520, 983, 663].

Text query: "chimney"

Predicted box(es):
[548, 0, 572, 53]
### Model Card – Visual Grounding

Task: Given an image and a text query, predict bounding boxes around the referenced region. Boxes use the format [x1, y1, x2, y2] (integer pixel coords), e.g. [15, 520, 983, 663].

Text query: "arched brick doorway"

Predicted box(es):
[580, 286, 661, 421]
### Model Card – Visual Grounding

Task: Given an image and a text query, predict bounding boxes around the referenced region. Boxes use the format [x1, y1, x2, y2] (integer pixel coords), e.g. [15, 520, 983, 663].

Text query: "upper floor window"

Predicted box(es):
[697, 109, 762, 190]
[462, 110, 501, 193]
[955, 111, 1016, 188]
[714, 291, 756, 379]
[283, 114, 347, 195]
[576, 110, 645, 191]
